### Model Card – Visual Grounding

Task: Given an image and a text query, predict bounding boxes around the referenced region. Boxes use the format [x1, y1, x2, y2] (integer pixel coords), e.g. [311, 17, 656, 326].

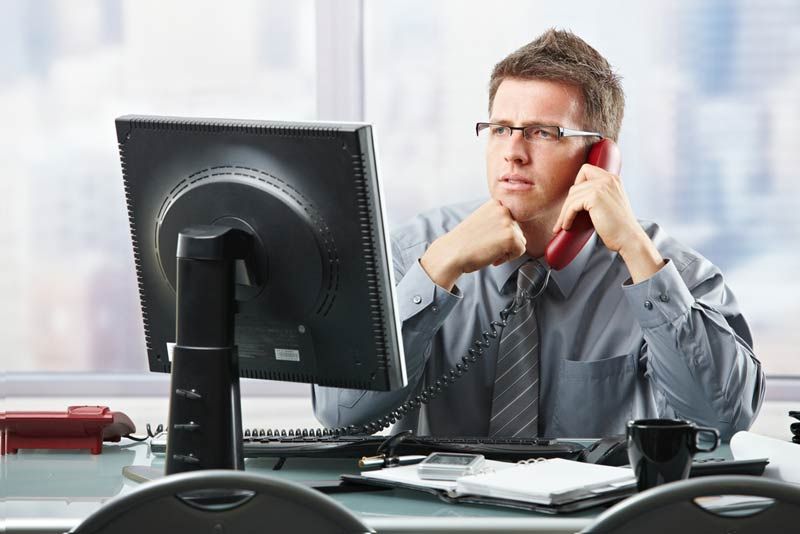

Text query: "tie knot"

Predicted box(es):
[516, 260, 548, 295]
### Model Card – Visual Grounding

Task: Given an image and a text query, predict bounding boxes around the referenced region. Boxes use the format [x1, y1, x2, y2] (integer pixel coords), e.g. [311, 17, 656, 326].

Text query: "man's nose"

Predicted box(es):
[503, 130, 530, 165]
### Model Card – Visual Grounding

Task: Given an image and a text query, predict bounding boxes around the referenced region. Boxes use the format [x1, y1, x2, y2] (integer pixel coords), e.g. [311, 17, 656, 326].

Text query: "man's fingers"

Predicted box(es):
[575, 163, 612, 184]
[511, 221, 525, 243]
[554, 203, 567, 233]
[492, 223, 526, 267]
[562, 204, 581, 231]
[557, 190, 591, 231]
[512, 222, 527, 256]
[553, 181, 605, 233]
[463, 198, 530, 270]
[573, 164, 590, 185]
[555, 195, 570, 232]
[554, 182, 598, 232]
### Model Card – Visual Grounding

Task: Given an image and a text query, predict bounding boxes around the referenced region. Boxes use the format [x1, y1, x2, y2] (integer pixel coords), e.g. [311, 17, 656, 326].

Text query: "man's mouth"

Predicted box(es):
[499, 173, 534, 190]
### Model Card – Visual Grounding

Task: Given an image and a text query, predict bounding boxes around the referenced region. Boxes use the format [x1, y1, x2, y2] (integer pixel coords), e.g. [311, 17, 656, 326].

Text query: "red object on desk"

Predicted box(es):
[0, 405, 135, 455]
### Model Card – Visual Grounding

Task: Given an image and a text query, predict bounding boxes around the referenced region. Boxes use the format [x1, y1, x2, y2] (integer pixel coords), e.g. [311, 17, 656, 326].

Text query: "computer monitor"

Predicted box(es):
[116, 115, 407, 473]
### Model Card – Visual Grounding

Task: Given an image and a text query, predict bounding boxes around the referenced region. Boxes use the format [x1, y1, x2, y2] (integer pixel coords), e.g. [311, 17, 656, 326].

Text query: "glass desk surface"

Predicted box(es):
[3, 440, 735, 534]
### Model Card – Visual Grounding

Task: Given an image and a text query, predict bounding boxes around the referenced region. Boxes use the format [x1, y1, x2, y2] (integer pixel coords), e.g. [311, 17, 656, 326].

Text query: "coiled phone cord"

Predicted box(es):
[146, 272, 554, 442]
[320, 267, 554, 437]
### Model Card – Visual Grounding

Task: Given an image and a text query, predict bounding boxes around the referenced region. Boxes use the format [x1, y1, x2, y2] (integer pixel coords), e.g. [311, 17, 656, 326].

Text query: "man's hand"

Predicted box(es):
[552, 164, 664, 283]
[421, 200, 527, 291]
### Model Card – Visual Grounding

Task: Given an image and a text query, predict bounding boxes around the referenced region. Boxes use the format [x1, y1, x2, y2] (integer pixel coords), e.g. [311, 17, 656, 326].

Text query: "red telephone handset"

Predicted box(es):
[544, 139, 621, 271]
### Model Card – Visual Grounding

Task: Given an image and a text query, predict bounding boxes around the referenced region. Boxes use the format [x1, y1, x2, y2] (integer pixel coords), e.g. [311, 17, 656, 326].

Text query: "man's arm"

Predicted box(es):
[421, 199, 527, 290]
[313, 199, 526, 430]
[555, 164, 764, 439]
[622, 256, 765, 440]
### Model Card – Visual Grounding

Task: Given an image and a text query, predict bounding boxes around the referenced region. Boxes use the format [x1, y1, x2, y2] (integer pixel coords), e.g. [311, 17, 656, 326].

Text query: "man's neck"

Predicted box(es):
[518, 217, 555, 259]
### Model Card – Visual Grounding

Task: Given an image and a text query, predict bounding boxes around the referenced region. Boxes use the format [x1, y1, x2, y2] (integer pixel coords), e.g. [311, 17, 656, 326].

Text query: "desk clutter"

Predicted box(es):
[149, 429, 769, 480]
[342, 457, 636, 514]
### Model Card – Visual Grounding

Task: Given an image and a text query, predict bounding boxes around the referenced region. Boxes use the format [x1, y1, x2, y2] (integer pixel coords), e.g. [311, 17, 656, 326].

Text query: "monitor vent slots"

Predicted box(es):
[126, 116, 340, 139]
[119, 140, 154, 358]
[351, 151, 389, 373]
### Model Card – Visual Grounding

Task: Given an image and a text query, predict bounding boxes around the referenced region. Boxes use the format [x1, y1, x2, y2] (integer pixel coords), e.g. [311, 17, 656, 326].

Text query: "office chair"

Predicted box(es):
[70, 470, 374, 534]
[581, 475, 800, 533]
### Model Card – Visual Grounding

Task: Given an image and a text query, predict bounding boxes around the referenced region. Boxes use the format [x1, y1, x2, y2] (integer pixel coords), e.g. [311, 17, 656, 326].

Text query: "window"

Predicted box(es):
[1, 0, 316, 376]
[365, 0, 800, 376]
[4, 0, 798, 393]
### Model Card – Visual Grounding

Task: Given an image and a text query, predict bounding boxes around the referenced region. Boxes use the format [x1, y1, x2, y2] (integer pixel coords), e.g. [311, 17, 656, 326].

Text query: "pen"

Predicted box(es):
[359, 454, 427, 470]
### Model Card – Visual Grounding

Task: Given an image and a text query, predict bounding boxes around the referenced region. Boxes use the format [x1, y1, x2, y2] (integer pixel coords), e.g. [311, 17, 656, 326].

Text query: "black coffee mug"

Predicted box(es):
[626, 419, 720, 492]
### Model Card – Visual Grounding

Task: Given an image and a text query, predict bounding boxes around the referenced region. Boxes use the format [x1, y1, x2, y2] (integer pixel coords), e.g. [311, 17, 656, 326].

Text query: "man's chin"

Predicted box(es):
[494, 194, 542, 223]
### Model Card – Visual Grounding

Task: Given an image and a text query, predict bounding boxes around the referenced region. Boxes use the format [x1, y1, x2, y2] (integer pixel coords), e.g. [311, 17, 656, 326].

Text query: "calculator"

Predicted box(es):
[417, 452, 485, 481]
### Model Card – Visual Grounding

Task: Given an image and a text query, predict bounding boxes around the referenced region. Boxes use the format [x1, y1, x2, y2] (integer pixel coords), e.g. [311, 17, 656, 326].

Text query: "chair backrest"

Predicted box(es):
[582, 475, 800, 534]
[70, 470, 374, 534]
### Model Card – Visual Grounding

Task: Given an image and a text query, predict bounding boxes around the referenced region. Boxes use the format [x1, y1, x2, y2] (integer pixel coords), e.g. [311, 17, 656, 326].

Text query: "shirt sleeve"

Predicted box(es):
[312, 246, 462, 430]
[621, 258, 765, 440]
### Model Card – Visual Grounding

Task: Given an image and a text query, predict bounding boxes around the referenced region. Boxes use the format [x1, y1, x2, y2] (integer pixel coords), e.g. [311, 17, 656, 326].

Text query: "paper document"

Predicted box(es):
[730, 431, 800, 484]
[360, 458, 635, 506]
[456, 458, 635, 505]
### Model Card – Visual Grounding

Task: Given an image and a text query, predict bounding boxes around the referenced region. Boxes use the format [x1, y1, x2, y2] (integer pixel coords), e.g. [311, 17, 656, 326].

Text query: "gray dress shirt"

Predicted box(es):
[312, 199, 765, 439]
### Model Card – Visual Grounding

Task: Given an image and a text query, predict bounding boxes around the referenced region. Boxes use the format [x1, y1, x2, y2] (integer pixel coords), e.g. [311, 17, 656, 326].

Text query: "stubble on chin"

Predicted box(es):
[502, 194, 561, 239]
[494, 190, 545, 223]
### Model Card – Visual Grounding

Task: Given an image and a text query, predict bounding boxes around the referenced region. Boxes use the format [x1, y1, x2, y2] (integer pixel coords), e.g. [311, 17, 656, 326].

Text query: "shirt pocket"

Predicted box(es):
[550, 352, 637, 438]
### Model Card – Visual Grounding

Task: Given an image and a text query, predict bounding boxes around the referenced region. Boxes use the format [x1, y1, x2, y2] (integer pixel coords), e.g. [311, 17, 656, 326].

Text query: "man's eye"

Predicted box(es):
[527, 128, 552, 139]
[490, 126, 508, 136]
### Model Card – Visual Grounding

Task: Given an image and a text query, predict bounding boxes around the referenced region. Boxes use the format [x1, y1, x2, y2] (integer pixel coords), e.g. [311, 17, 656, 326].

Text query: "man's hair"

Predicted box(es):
[488, 29, 625, 141]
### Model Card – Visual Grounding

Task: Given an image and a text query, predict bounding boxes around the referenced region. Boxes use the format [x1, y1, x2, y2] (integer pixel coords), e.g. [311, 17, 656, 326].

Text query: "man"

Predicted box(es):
[313, 29, 764, 440]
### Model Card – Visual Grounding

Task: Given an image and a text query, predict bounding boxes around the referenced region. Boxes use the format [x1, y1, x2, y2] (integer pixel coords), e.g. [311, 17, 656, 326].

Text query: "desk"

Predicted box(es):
[3, 442, 732, 534]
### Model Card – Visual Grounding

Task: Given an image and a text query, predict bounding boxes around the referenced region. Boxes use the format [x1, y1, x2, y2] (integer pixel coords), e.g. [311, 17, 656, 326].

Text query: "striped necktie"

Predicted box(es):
[488, 260, 548, 437]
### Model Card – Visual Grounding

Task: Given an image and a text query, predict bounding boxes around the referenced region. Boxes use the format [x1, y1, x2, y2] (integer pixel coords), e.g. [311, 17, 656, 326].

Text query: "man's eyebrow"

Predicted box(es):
[488, 119, 558, 126]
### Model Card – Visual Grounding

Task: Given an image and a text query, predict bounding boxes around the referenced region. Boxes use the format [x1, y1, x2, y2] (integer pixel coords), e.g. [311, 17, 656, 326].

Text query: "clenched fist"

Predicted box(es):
[420, 200, 527, 291]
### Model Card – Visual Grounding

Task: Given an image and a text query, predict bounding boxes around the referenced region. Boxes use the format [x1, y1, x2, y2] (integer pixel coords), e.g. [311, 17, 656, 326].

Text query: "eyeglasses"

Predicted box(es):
[475, 122, 604, 143]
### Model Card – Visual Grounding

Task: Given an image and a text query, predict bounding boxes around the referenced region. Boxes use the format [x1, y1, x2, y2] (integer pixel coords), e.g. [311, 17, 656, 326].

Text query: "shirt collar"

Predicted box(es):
[487, 232, 598, 299]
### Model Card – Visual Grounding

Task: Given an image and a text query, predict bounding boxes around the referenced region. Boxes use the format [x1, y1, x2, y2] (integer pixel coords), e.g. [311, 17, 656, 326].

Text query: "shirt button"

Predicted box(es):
[412, 295, 422, 304]
[660, 293, 670, 303]
[431, 305, 439, 313]
[644, 300, 653, 310]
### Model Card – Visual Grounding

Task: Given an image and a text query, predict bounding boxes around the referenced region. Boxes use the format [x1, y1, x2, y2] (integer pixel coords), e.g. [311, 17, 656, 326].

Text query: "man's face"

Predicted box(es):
[486, 78, 590, 226]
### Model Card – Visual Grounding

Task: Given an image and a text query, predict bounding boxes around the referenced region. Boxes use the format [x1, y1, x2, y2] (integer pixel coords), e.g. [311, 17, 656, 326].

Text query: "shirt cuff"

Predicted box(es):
[621, 259, 694, 329]
[396, 259, 462, 326]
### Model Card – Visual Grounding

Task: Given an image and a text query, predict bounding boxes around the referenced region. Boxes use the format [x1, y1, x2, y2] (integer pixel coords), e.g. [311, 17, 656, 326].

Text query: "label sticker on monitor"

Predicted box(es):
[275, 348, 300, 362]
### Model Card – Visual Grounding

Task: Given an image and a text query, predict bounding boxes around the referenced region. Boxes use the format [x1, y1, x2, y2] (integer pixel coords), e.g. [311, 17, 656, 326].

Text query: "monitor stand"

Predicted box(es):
[119, 226, 377, 494]
[124, 225, 251, 481]
[166, 225, 250, 475]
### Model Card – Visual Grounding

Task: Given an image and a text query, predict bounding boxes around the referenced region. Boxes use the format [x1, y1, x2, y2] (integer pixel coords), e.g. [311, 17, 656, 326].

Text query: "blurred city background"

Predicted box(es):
[1, 0, 798, 381]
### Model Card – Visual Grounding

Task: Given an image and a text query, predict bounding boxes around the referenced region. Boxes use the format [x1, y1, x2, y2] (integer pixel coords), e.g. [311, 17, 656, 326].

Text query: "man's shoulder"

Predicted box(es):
[391, 198, 485, 252]
[637, 219, 713, 273]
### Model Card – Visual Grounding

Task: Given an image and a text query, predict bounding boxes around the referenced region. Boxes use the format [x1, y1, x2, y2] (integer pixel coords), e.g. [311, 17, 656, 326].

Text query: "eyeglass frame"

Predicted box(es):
[475, 122, 604, 142]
